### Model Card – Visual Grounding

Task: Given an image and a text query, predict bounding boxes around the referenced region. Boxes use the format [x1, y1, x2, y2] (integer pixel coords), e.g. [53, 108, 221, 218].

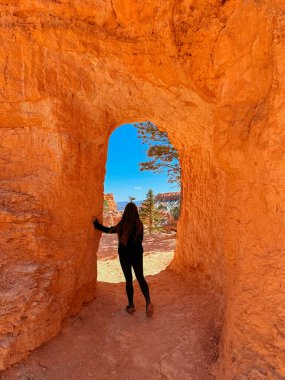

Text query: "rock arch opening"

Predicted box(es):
[97, 122, 180, 284]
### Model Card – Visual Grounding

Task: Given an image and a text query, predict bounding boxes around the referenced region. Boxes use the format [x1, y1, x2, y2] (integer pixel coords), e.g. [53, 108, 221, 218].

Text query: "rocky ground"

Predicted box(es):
[1, 233, 222, 380]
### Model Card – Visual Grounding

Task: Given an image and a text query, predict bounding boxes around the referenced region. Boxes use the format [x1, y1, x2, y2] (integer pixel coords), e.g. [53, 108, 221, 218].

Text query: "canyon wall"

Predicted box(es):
[0, 1, 284, 378]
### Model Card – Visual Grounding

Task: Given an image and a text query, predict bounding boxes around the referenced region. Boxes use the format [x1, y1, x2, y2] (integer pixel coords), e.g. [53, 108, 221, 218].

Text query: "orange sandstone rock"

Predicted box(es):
[103, 193, 117, 213]
[0, 1, 284, 379]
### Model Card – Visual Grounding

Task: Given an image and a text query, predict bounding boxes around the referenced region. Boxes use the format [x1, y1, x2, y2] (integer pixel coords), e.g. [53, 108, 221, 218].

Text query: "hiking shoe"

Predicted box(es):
[126, 305, 136, 314]
[146, 302, 154, 317]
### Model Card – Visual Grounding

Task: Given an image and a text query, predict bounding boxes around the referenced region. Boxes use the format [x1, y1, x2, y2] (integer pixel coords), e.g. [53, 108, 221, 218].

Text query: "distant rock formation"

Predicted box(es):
[103, 193, 121, 226]
[155, 192, 180, 202]
[104, 193, 117, 212]
[103, 212, 122, 227]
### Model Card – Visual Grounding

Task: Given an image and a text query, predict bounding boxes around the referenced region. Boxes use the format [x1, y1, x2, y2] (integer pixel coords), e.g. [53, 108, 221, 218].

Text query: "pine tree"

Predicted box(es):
[139, 189, 162, 234]
[134, 121, 182, 221]
[134, 121, 181, 189]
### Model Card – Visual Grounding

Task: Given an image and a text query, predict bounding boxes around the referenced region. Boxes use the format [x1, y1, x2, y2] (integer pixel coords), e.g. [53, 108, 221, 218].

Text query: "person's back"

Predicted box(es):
[117, 217, 144, 256]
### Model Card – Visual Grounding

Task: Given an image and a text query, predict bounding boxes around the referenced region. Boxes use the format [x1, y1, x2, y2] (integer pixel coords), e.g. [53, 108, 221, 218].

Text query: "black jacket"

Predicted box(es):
[93, 219, 143, 256]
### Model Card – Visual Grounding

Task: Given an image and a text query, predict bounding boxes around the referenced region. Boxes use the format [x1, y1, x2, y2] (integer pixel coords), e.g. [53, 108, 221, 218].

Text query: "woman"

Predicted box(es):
[93, 202, 154, 317]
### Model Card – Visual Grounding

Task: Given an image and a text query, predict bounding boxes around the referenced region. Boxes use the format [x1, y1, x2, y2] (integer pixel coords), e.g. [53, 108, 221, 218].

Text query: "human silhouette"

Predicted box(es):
[93, 202, 154, 317]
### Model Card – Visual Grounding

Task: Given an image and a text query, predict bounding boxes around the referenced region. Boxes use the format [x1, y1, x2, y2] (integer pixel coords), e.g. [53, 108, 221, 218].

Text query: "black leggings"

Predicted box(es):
[119, 254, 150, 305]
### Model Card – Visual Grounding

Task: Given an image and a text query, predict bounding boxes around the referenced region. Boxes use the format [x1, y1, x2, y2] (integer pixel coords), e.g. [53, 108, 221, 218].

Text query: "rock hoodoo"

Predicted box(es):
[103, 193, 117, 213]
[103, 193, 121, 225]
[0, 1, 284, 378]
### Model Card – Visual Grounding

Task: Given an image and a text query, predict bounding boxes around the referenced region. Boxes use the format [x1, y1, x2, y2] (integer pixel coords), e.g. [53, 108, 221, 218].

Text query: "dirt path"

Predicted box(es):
[2, 234, 221, 380]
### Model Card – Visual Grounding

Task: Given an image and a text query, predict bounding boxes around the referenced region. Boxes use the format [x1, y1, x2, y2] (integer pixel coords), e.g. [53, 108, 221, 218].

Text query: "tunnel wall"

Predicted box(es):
[0, 1, 284, 378]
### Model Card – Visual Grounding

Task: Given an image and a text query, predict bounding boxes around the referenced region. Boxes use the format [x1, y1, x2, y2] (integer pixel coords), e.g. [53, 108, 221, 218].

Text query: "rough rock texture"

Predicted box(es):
[0, 0, 284, 378]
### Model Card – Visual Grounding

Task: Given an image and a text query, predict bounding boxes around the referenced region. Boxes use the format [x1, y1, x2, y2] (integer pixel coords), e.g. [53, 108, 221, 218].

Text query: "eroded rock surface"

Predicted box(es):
[0, 0, 284, 378]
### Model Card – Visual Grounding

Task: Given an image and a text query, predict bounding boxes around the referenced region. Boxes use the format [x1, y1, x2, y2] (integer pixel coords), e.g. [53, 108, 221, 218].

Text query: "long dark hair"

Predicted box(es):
[117, 202, 143, 246]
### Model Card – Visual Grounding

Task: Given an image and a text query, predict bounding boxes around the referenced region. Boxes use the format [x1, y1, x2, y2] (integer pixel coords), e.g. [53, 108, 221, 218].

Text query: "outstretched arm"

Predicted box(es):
[93, 219, 119, 234]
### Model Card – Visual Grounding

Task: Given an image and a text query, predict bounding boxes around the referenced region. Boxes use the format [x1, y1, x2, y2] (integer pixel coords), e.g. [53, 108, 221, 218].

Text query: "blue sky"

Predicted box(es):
[104, 124, 175, 202]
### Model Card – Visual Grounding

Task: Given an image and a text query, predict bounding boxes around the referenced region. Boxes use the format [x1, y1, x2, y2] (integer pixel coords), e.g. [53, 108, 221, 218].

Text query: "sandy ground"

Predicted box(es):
[97, 233, 176, 282]
[1, 233, 222, 380]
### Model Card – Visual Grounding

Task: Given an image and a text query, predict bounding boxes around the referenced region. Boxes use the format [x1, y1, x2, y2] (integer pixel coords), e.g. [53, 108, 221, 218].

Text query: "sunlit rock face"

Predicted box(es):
[103, 193, 117, 213]
[0, 0, 284, 378]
